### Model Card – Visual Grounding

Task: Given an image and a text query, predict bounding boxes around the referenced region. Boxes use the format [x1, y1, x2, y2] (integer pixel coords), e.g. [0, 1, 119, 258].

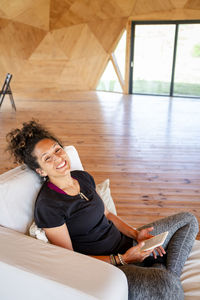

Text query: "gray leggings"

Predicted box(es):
[118, 212, 199, 300]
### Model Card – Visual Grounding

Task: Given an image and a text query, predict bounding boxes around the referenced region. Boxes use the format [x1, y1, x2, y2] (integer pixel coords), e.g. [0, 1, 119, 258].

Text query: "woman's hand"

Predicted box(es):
[137, 227, 166, 259]
[122, 242, 153, 264]
[137, 227, 154, 242]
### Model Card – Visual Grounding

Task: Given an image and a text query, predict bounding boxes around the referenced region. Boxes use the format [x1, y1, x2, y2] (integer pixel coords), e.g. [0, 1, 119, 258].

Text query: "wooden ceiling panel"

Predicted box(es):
[70, 0, 132, 22]
[13, 0, 50, 31]
[94, 0, 132, 18]
[49, 0, 76, 30]
[0, 0, 33, 19]
[0, 21, 46, 60]
[112, 0, 137, 17]
[29, 33, 68, 61]
[170, 0, 188, 9]
[0, 18, 10, 30]
[51, 8, 84, 30]
[133, 0, 174, 15]
[0, 9, 6, 18]
[69, 0, 102, 22]
[88, 18, 127, 53]
[185, 0, 200, 10]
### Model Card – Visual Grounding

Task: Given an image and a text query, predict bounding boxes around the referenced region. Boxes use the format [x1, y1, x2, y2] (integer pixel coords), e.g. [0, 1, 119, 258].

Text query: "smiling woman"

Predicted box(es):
[6, 120, 199, 300]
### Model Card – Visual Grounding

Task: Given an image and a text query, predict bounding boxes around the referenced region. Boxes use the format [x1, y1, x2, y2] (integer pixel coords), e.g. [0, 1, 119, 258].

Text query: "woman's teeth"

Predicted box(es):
[57, 161, 66, 169]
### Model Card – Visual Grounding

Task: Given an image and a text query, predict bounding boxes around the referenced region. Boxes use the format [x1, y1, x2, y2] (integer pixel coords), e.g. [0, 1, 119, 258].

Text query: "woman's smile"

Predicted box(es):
[56, 160, 67, 169]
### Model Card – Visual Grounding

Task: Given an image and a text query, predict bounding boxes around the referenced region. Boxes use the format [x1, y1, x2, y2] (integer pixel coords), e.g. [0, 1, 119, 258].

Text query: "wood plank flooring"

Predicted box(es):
[1, 91, 200, 239]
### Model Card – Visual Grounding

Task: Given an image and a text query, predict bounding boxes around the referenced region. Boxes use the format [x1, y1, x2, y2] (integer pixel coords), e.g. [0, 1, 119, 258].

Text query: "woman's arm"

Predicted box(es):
[43, 223, 152, 265]
[44, 224, 115, 263]
[44, 223, 73, 250]
[43, 224, 113, 263]
[104, 206, 138, 240]
[104, 207, 165, 258]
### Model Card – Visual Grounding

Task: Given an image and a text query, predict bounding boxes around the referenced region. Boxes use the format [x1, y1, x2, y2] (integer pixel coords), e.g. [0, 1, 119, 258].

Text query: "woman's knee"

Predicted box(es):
[119, 265, 184, 300]
[180, 212, 199, 234]
[156, 270, 184, 300]
[172, 212, 198, 232]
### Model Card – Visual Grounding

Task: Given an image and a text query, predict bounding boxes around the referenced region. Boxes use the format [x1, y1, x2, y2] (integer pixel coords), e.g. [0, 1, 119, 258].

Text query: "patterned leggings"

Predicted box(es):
[118, 212, 199, 300]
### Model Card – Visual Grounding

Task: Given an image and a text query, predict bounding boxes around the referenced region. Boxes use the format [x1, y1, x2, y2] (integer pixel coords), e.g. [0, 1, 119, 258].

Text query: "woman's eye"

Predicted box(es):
[55, 148, 61, 153]
[45, 156, 51, 161]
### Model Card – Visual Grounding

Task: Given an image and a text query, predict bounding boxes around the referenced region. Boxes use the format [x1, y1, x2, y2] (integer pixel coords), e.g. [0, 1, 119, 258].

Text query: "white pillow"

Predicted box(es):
[0, 146, 83, 234]
[96, 179, 117, 215]
[29, 179, 117, 243]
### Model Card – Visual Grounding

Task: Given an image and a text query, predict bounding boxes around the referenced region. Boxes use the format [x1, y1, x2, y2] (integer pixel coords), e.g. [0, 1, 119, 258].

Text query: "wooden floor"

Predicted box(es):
[1, 91, 200, 239]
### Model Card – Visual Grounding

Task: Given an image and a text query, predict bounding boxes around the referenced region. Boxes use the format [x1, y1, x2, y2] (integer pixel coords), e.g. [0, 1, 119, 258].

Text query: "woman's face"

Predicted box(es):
[33, 138, 71, 179]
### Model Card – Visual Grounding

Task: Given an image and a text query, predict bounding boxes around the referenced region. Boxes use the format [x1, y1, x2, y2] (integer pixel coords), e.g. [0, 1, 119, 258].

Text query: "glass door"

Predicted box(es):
[174, 24, 200, 97]
[131, 24, 175, 95]
[130, 21, 200, 98]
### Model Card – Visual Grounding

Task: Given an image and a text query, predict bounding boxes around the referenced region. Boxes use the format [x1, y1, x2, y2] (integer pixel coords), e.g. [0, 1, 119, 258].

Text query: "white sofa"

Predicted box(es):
[0, 146, 200, 300]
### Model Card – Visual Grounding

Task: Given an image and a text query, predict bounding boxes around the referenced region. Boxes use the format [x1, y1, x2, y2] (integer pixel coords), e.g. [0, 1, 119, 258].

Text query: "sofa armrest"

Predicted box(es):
[0, 226, 128, 300]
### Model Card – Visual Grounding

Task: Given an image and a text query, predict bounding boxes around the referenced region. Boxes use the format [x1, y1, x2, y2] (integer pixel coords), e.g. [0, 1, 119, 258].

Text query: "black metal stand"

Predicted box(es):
[0, 73, 16, 111]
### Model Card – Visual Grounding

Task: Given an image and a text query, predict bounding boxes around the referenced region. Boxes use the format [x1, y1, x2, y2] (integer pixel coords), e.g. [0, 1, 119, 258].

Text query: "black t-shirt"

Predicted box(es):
[34, 170, 133, 255]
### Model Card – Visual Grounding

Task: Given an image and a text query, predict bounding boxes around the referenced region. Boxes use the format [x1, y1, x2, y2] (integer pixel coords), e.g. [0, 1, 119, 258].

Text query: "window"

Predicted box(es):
[96, 60, 123, 93]
[130, 21, 200, 98]
[97, 30, 126, 93]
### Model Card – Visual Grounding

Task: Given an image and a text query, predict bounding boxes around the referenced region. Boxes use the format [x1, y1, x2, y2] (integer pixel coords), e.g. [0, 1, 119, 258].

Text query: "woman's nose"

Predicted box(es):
[53, 153, 61, 161]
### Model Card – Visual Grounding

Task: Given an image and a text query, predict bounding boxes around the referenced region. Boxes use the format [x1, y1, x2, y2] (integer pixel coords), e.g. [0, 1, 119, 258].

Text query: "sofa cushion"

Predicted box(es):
[0, 146, 83, 234]
[96, 178, 117, 215]
[181, 239, 200, 299]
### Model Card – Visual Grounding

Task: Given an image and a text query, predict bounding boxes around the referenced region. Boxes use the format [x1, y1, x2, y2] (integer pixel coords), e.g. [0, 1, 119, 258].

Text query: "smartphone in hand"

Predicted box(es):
[141, 231, 168, 251]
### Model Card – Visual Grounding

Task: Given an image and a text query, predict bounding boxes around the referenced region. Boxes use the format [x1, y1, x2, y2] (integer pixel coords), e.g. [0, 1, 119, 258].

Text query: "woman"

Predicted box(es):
[7, 120, 199, 300]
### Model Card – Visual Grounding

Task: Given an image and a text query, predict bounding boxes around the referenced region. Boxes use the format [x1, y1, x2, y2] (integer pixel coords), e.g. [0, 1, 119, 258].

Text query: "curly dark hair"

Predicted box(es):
[6, 120, 63, 172]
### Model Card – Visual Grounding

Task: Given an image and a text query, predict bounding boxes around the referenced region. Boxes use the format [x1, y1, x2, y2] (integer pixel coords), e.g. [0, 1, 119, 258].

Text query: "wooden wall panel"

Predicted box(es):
[15, 60, 66, 90]
[185, 0, 200, 10]
[0, 0, 200, 99]
[51, 24, 106, 60]
[88, 18, 127, 53]
[130, 8, 200, 21]
[132, 0, 173, 15]
[29, 33, 68, 60]
[172, 0, 188, 9]
[0, 19, 45, 83]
